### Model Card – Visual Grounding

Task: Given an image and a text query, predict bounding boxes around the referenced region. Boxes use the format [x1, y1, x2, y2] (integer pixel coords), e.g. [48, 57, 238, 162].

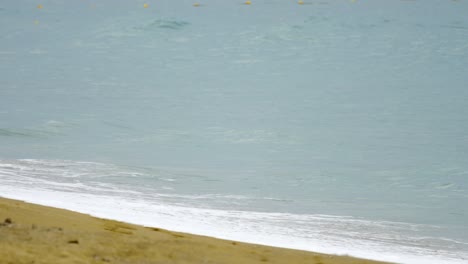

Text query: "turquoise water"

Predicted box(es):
[1, 1, 468, 263]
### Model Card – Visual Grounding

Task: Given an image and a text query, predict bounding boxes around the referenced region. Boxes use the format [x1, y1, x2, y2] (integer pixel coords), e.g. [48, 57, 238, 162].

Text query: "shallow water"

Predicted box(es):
[1, 1, 468, 263]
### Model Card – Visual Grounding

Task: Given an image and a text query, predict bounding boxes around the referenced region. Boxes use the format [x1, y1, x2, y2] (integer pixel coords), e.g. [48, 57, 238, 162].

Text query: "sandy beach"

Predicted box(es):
[0, 197, 392, 264]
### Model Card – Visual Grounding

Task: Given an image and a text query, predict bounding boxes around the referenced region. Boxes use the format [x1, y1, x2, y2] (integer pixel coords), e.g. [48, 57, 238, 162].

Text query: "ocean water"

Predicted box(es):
[1, 0, 468, 263]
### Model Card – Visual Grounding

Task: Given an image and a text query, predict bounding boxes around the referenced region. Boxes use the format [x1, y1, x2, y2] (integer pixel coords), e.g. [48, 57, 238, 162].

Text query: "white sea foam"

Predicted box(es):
[0, 187, 466, 264]
[1, 159, 467, 264]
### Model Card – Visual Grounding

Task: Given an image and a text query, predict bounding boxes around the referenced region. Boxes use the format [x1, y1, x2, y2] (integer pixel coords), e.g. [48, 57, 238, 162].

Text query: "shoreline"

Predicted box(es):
[0, 196, 392, 264]
[1, 187, 467, 264]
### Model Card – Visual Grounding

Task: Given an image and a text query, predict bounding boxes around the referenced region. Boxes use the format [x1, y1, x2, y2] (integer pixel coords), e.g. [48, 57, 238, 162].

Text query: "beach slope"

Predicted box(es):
[0, 197, 392, 264]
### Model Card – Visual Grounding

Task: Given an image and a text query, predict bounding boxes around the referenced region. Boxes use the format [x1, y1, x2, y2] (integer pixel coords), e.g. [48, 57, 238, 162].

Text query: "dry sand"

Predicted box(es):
[0, 197, 393, 264]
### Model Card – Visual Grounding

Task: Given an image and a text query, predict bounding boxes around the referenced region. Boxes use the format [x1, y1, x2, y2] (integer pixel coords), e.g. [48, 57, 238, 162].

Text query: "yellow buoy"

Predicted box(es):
[37, 4, 43, 9]
[34, 20, 40, 25]
[244, 0, 251, 5]
[298, 0, 304, 4]
[193, 3, 200, 7]
[143, 3, 149, 8]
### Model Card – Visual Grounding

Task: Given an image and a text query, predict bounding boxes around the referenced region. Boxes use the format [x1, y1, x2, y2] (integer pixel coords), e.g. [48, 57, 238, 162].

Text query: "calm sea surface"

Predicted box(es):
[1, 1, 468, 263]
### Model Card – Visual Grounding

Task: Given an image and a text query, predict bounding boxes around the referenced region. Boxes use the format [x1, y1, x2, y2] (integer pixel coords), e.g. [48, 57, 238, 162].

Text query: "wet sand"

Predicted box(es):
[0, 197, 392, 264]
